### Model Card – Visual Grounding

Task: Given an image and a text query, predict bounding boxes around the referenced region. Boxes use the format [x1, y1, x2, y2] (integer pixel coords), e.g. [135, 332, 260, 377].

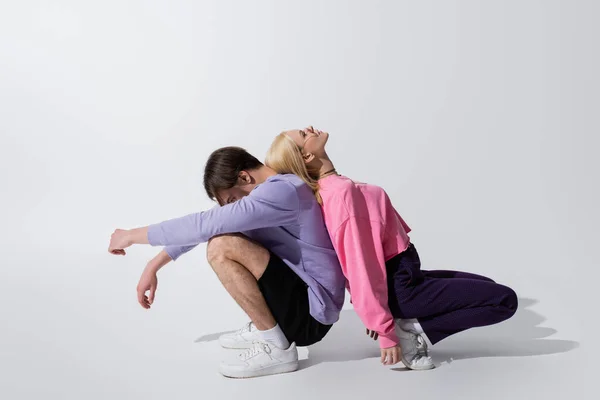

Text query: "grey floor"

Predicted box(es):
[1, 247, 591, 399]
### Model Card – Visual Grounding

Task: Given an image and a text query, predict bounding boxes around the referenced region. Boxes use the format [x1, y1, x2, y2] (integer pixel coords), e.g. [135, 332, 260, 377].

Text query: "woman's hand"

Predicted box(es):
[137, 267, 158, 309]
[380, 345, 402, 366]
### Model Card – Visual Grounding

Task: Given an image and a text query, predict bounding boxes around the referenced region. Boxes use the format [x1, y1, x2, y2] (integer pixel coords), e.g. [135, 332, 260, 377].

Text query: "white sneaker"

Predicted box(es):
[219, 341, 299, 379]
[219, 322, 261, 349]
[395, 322, 435, 370]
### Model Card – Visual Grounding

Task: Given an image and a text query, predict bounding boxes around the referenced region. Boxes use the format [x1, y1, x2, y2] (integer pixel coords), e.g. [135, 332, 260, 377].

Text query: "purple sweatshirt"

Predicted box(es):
[147, 174, 346, 325]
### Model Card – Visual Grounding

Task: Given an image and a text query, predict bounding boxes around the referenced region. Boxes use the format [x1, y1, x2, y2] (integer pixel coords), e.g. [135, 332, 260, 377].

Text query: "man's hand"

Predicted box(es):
[380, 345, 402, 366]
[108, 229, 133, 255]
[366, 328, 379, 341]
[108, 227, 149, 255]
[137, 267, 158, 309]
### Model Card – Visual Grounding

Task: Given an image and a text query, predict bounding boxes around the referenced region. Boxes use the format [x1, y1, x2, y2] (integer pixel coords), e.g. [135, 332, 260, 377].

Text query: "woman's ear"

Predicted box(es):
[303, 152, 315, 164]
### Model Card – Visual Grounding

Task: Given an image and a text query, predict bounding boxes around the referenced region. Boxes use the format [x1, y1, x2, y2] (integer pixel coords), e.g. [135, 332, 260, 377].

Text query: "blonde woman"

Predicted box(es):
[265, 126, 518, 370]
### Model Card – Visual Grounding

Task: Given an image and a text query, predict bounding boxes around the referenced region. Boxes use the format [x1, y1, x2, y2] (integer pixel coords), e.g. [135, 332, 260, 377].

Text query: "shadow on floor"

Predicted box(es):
[429, 297, 579, 366]
[194, 297, 579, 370]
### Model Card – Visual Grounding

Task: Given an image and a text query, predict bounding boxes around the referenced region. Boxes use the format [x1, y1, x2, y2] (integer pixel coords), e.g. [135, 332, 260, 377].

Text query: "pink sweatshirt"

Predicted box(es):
[319, 175, 411, 348]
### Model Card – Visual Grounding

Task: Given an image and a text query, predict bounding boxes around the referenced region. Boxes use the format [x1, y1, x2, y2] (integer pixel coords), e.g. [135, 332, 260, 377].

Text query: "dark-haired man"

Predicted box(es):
[108, 147, 346, 378]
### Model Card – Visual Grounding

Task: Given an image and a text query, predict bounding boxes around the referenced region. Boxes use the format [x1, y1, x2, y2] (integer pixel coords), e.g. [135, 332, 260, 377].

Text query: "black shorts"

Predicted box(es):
[257, 253, 332, 347]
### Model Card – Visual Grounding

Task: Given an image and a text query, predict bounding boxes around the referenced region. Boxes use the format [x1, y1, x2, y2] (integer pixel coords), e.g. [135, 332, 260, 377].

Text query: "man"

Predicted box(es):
[108, 147, 346, 378]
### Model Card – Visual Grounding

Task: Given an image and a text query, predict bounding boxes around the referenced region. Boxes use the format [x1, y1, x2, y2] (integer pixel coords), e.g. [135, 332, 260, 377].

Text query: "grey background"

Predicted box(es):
[0, 1, 597, 399]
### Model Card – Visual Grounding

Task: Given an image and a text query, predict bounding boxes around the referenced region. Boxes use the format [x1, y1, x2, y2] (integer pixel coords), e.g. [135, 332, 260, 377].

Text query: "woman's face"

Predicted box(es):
[284, 126, 329, 156]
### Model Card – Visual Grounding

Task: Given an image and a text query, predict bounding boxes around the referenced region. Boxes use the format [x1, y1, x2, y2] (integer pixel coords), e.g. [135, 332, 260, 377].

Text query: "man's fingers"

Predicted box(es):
[366, 329, 379, 341]
[149, 285, 156, 304]
[367, 329, 378, 340]
[137, 288, 147, 308]
[380, 350, 386, 364]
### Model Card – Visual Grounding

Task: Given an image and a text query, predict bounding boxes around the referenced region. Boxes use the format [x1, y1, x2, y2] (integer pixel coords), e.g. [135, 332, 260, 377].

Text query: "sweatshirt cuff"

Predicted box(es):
[147, 223, 164, 246]
[164, 246, 179, 262]
[379, 333, 399, 349]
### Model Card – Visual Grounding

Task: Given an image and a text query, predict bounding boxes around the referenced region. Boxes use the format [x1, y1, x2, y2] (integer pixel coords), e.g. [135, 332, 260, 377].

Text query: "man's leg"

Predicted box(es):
[207, 234, 299, 379]
[206, 233, 275, 331]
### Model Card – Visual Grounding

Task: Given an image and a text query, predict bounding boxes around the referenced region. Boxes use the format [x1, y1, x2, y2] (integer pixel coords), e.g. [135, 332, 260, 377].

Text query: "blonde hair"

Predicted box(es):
[265, 133, 323, 204]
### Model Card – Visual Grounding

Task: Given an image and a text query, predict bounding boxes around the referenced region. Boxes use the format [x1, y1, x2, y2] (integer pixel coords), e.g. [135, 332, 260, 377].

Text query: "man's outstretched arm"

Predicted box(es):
[107, 179, 299, 255]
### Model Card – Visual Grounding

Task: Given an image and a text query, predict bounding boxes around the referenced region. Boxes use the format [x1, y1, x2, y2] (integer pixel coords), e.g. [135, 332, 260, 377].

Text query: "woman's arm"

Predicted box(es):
[333, 217, 399, 349]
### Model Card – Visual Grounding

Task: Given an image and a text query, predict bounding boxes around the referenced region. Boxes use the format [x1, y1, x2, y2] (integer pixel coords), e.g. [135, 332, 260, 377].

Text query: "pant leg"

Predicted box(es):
[406, 277, 518, 344]
[422, 269, 495, 282]
[387, 244, 518, 345]
[257, 252, 332, 346]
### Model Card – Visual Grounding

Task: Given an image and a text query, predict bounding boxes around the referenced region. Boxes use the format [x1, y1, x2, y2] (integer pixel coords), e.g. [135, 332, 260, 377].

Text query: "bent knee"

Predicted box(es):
[206, 234, 243, 264]
[502, 286, 519, 317]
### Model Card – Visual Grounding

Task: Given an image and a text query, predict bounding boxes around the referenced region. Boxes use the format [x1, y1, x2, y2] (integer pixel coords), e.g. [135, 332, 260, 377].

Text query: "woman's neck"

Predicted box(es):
[317, 154, 336, 179]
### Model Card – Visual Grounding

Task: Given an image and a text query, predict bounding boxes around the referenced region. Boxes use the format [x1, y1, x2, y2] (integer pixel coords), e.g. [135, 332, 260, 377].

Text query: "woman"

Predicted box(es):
[265, 126, 518, 370]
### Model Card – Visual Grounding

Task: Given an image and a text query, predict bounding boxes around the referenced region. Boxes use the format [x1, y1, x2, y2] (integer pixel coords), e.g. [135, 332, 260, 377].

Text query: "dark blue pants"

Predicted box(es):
[386, 243, 518, 345]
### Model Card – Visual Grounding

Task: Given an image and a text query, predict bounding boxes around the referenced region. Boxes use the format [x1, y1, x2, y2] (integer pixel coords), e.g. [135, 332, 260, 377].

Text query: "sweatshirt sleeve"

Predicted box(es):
[147, 179, 299, 247]
[333, 217, 399, 348]
[164, 244, 199, 261]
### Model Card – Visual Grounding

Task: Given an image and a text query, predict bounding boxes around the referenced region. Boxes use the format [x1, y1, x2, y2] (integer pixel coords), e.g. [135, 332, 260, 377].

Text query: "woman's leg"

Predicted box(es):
[421, 269, 495, 282]
[387, 244, 518, 345]
[399, 277, 518, 344]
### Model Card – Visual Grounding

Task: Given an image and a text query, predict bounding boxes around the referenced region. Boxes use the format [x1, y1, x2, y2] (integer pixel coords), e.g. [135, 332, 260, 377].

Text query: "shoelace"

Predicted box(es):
[411, 335, 432, 364]
[239, 342, 271, 361]
[415, 335, 427, 351]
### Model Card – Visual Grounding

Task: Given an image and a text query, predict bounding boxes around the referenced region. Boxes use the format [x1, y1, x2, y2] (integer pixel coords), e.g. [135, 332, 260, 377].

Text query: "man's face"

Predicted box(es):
[215, 171, 255, 205]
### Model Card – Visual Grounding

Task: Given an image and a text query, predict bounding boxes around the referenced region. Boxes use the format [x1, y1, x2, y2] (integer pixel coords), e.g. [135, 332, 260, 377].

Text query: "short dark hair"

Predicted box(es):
[203, 146, 263, 204]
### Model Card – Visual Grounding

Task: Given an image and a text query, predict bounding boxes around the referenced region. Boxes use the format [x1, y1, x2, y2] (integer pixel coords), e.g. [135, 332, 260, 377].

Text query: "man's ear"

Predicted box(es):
[303, 152, 315, 164]
[238, 170, 252, 185]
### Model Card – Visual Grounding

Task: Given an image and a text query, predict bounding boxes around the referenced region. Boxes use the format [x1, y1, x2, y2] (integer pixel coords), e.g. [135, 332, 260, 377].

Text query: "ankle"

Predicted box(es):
[257, 323, 290, 349]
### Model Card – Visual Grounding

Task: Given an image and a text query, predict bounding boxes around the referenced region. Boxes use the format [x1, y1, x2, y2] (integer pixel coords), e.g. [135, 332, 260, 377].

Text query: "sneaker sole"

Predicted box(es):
[401, 357, 435, 371]
[220, 360, 299, 379]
